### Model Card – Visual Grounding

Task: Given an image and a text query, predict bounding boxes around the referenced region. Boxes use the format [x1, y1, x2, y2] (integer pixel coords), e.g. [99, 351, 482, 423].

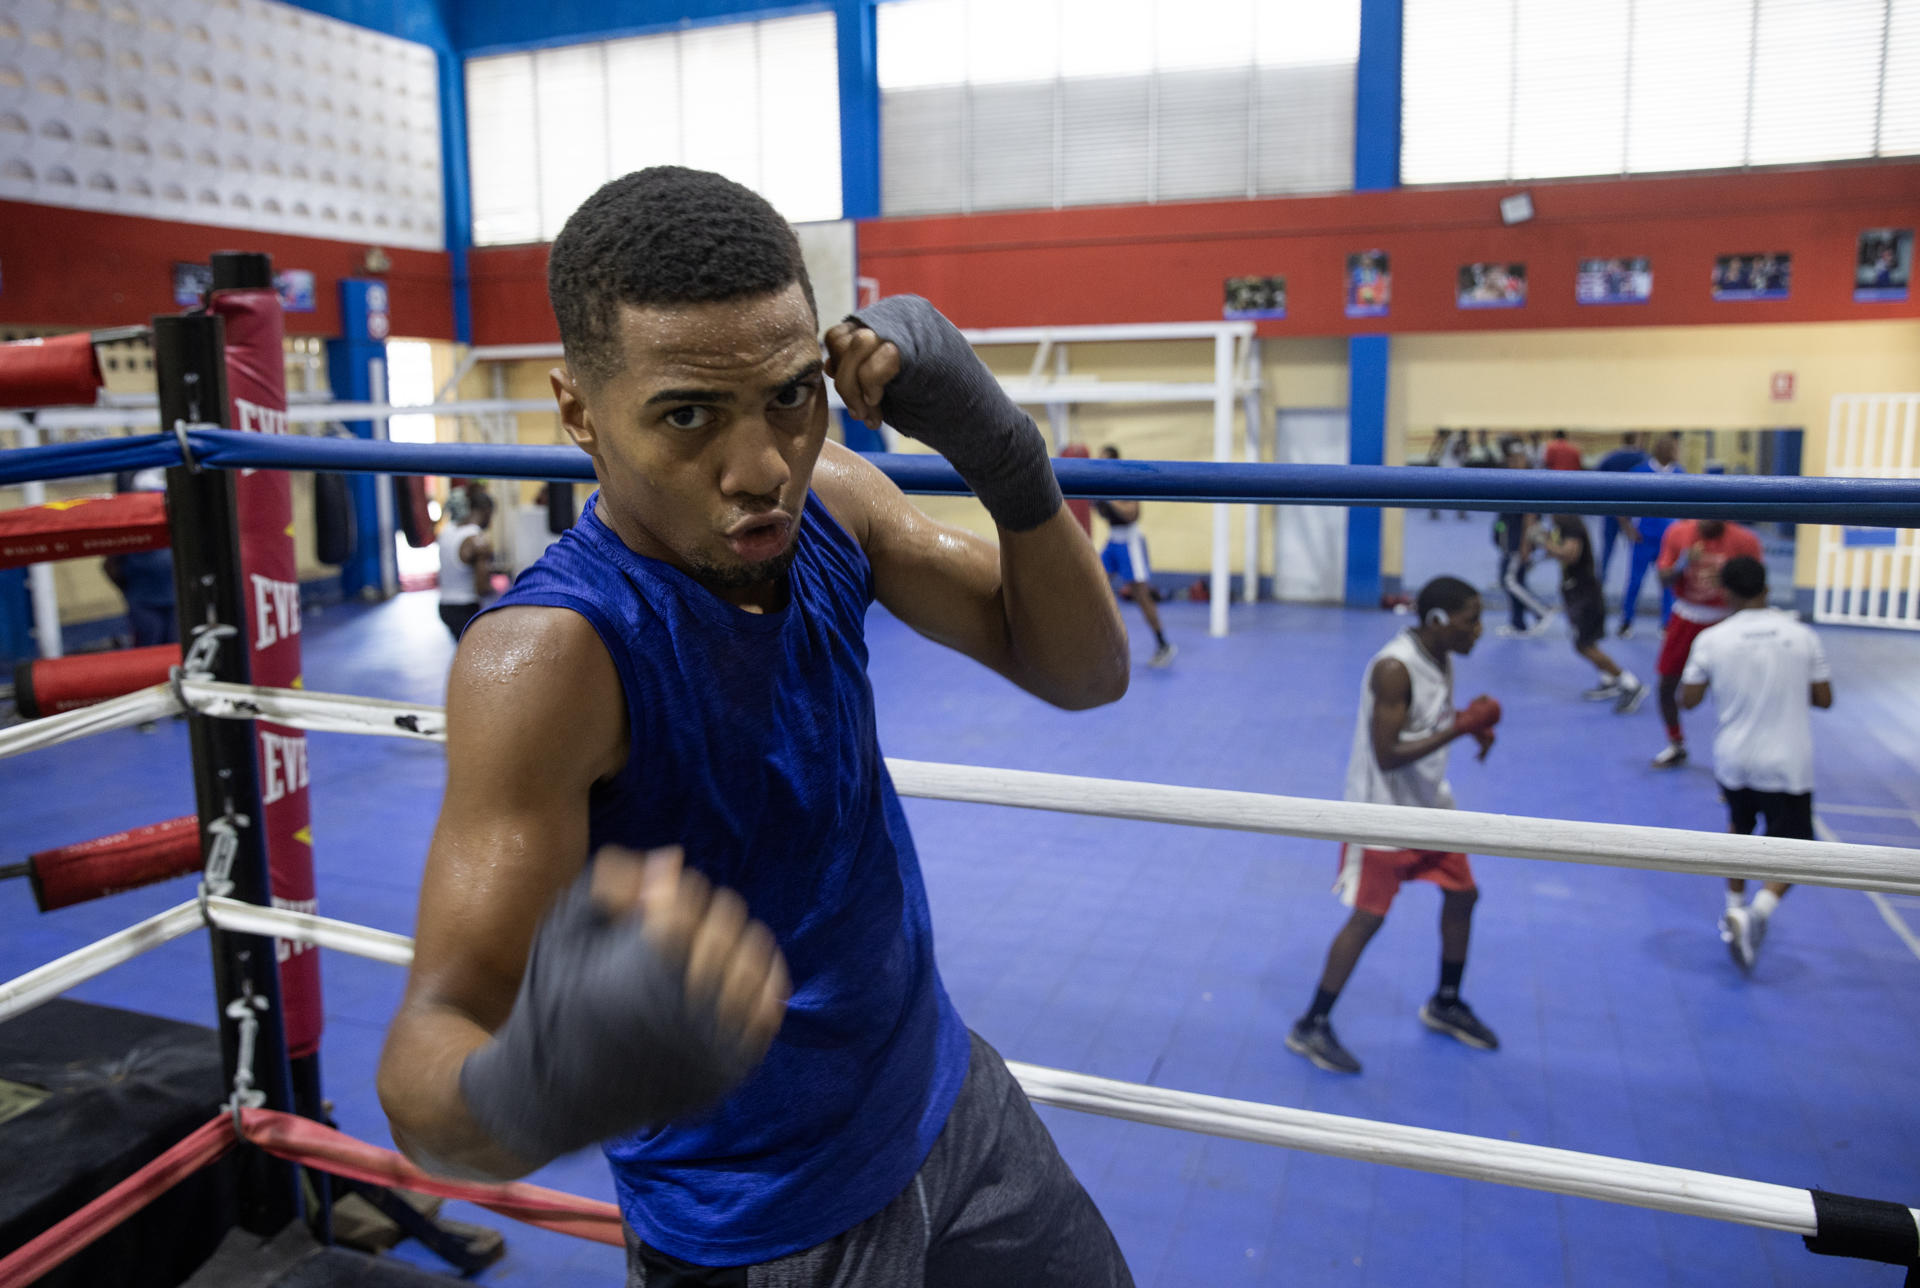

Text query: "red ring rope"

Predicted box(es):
[0, 1109, 622, 1288]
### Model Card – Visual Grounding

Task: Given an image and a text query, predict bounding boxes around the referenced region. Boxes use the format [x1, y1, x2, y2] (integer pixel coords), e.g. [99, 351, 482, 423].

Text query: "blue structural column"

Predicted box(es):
[1346, 0, 1403, 606]
[834, 0, 887, 452]
[836, 0, 881, 222]
[437, 39, 474, 345]
[1346, 337, 1390, 605]
[326, 280, 394, 599]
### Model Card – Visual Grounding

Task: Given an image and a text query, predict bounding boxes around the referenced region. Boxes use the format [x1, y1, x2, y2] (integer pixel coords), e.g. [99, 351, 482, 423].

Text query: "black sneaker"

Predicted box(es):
[1286, 1016, 1362, 1074]
[1419, 996, 1500, 1050]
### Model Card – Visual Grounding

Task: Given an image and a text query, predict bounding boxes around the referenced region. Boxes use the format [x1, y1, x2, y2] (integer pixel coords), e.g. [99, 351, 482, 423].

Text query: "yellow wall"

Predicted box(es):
[1389, 320, 1920, 587]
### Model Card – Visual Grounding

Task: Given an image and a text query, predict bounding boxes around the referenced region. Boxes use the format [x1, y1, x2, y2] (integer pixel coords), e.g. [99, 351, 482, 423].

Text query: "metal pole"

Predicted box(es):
[373, 355, 397, 598]
[1241, 338, 1261, 606]
[17, 416, 62, 659]
[155, 310, 301, 1236]
[1210, 333, 1233, 636]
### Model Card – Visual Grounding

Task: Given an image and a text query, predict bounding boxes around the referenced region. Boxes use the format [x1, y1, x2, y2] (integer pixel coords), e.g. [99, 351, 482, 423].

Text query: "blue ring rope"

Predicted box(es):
[3, 429, 1918, 525]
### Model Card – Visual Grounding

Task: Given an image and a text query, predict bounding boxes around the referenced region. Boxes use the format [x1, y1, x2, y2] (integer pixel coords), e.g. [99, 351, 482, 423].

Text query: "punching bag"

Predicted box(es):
[209, 252, 322, 1060]
[394, 476, 434, 548]
[546, 481, 576, 536]
[313, 473, 355, 567]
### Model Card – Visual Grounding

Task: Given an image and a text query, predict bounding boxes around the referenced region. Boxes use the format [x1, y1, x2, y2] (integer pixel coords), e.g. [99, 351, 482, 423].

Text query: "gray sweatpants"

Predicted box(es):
[625, 1031, 1134, 1288]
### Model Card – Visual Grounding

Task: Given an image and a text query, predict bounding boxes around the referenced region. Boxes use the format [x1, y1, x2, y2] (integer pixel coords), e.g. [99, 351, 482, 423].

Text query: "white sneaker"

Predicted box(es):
[1150, 641, 1178, 669]
[1494, 624, 1526, 638]
[1719, 907, 1755, 972]
[1651, 742, 1688, 769]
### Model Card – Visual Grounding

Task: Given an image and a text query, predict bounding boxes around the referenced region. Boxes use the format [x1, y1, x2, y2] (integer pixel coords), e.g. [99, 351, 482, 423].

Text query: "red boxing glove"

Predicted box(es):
[1453, 695, 1502, 736]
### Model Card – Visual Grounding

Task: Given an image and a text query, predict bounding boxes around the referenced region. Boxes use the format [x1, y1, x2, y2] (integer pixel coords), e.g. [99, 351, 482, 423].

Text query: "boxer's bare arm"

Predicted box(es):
[1368, 658, 1466, 771]
[377, 606, 628, 1178]
[812, 440, 1128, 711]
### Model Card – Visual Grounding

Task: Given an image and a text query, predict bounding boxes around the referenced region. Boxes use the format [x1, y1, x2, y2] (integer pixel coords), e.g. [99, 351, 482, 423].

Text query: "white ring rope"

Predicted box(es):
[1007, 1063, 1828, 1235]
[883, 759, 1920, 896]
[156, 679, 1920, 896]
[0, 898, 202, 1022]
[0, 682, 182, 761]
[176, 677, 444, 742]
[202, 894, 415, 966]
[10, 897, 1912, 1246]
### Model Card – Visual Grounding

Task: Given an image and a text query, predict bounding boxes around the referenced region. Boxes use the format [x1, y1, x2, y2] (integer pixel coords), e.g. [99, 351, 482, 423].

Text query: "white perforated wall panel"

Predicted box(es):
[0, 0, 444, 250]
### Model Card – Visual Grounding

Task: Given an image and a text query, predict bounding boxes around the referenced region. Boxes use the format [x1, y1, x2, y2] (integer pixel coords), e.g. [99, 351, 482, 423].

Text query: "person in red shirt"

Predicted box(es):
[1542, 430, 1584, 471]
[1649, 518, 1766, 768]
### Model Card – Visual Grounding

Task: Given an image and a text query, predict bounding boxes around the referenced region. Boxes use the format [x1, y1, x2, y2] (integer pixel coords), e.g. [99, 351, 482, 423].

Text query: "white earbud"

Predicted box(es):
[1425, 607, 1451, 628]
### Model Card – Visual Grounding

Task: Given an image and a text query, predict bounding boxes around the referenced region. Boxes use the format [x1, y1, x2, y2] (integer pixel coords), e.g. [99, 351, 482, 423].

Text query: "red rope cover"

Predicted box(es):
[0, 492, 169, 571]
[13, 643, 178, 719]
[0, 333, 101, 410]
[25, 815, 201, 912]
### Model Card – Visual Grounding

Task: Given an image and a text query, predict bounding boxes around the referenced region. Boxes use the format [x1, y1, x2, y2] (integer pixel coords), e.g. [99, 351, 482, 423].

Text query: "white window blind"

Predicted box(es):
[465, 12, 841, 246]
[879, 0, 1359, 216]
[1403, 0, 1920, 186]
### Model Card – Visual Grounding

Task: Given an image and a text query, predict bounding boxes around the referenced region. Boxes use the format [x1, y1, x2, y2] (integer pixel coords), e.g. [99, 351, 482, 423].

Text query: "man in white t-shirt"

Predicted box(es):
[1680, 555, 1832, 972]
[436, 486, 495, 639]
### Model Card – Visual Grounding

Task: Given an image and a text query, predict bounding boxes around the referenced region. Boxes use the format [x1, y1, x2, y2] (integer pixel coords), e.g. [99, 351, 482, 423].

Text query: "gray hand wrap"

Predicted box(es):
[458, 874, 760, 1165]
[848, 295, 1063, 532]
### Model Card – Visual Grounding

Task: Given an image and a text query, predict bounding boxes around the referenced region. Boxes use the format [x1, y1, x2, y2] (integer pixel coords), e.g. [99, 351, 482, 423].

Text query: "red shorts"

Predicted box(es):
[1335, 843, 1476, 916]
[1656, 614, 1714, 678]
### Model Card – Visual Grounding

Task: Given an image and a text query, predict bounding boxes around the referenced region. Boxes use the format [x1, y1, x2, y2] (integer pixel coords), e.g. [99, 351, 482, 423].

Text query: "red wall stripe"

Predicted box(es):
[854, 163, 1920, 334]
[0, 200, 455, 339]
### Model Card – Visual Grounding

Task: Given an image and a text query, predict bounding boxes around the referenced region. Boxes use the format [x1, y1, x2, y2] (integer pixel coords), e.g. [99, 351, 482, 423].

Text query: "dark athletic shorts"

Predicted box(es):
[1564, 587, 1605, 649]
[438, 601, 482, 640]
[625, 1031, 1133, 1288]
[1721, 786, 1814, 841]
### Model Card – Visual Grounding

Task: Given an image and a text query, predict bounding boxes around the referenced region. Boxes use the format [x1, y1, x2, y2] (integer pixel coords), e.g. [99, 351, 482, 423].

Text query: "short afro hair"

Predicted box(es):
[1719, 554, 1767, 600]
[547, 167, 817, 388]
[1416, 575, 1479, 622]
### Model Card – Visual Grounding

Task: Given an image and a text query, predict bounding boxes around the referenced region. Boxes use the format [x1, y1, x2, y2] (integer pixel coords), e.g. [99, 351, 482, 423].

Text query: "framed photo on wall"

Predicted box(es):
[1856, 229, 1913, 303]
[1346, 251, 1390, 318]
[1576, 257, 1651, 305]
[1224, 275, 1287, 320]
[1456, 262, 1527, 309]
[1712, 253, 1791, 301]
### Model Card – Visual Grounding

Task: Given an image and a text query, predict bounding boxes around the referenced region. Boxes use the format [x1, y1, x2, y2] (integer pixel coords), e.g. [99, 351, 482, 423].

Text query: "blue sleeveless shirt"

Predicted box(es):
[484, 491, 970, 1264]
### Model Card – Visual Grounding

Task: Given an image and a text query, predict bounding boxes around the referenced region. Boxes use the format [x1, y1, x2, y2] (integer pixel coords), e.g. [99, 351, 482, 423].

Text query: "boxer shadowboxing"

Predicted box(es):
[376, 167, 1135, 1287]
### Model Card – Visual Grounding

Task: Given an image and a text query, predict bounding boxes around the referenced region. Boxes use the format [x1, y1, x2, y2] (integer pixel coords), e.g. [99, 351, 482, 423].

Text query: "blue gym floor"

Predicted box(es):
[5, 516, 1917, 1286]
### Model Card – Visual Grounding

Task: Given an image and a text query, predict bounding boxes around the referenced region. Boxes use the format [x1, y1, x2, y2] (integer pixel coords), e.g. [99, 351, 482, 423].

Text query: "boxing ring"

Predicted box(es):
[2, 313, 1920, 1283]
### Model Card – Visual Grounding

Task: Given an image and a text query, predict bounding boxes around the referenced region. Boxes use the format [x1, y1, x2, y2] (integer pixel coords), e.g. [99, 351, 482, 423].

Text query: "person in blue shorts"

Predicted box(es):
[1616, 433, 1684, 637]
[1593, 434, 1648, 584]
[377, 167, 1135, 1288]
[1096, 445, 1175, 668]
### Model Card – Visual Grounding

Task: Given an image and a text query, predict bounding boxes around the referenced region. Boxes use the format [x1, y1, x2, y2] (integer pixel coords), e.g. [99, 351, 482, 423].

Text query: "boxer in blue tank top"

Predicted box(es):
[378, 168, 1134, 1287]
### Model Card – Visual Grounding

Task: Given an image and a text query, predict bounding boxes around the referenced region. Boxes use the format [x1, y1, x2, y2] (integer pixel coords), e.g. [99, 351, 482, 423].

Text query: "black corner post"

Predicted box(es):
[205, 248, 337, 1242]
[155, 310, 301, 1237]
